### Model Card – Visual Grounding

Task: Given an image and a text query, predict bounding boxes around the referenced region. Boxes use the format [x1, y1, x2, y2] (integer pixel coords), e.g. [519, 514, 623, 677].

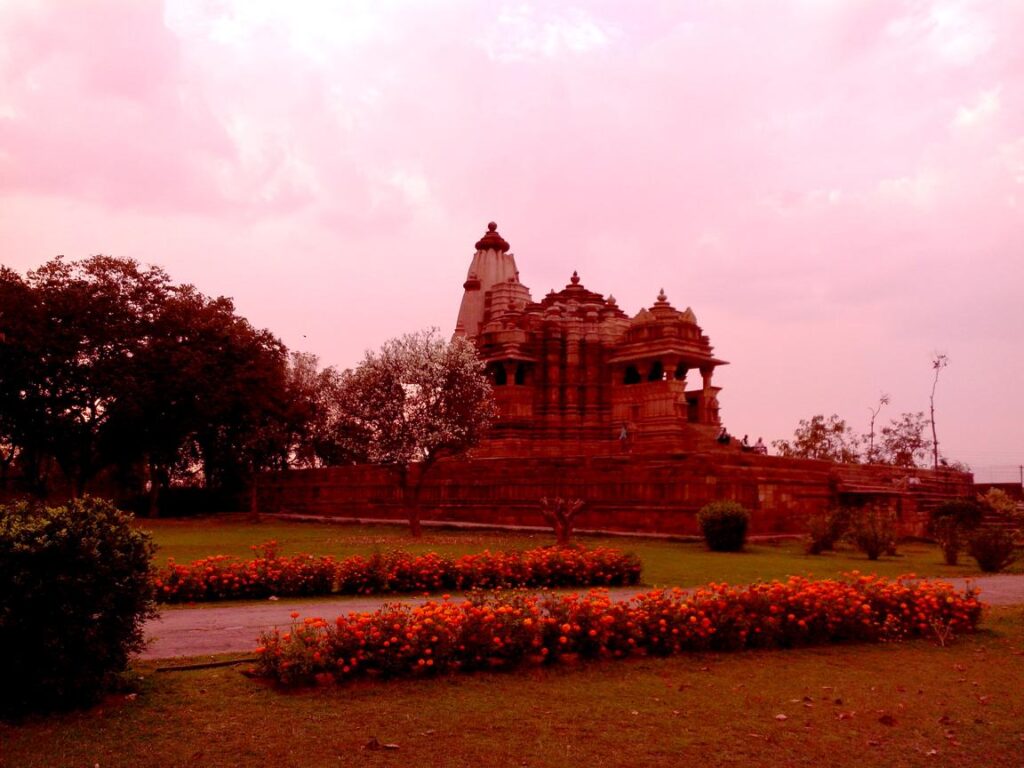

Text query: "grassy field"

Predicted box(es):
[140, 516, 1022, 589]
[3, 609, 1022, 768]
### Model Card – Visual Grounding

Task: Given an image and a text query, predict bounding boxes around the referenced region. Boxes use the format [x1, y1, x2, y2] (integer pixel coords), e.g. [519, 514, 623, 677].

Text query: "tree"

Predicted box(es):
[166, 287, 296, 511]
[878, 411, 932, 468]
[18, 256, 174, 498]
[865, 392, 890, 464]
[1, 256, 303, 511]
[284, 353, 366, 468]
[336, 329, 495, 537]
[0, 268, 39, 491]
[540, 497, 585, 546]
[929, 353, 948, 470]
[772, 414, 861, 463]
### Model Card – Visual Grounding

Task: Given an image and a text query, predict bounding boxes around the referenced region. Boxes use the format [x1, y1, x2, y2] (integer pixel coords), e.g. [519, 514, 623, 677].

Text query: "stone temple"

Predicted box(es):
[257, 222, 972, 536]
[456, 222, 726, 457]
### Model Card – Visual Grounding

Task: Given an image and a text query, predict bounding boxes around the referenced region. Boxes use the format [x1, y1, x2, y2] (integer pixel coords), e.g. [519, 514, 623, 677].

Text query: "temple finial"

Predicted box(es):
[657, 288, 667, 303]
[570, 270, 580, 285]
[475, 221, 510, 252]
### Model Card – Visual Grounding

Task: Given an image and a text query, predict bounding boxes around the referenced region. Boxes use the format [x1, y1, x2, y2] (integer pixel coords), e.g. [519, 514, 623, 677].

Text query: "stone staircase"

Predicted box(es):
[979, 502, 1024, 534]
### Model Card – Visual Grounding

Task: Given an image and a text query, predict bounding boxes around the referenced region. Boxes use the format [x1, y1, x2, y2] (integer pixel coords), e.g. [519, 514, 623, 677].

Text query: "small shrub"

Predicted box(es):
[804, 508, 849, 555]
[979, 488, 1017, 517]
[850, 509, 897, 561]
[0, 497, 156, 716]
[932, 516, 962, 566]
[697, 501, 750, 552]
[931, 500, 983, 531]
[967, 528, 1019, 573]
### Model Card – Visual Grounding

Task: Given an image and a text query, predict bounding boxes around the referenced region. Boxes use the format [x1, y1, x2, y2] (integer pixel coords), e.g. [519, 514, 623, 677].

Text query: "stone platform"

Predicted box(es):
[257, 452, 971, 537]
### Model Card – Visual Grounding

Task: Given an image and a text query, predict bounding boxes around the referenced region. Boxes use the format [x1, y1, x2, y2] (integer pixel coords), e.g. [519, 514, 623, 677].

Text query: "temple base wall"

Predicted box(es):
[256, 454, 972, 538]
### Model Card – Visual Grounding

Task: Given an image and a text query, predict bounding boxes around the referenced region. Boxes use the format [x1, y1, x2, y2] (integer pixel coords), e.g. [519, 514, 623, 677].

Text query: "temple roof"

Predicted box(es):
[531, 271, 628, 318]
[607, 288, 727, 366]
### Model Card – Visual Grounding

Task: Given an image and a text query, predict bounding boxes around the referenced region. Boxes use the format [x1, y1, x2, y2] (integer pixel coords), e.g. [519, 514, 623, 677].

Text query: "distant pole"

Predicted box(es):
[929, 353, 948, 470]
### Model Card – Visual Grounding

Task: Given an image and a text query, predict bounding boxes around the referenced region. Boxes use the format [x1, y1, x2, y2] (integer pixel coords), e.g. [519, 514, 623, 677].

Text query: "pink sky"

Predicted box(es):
[1, 0, 1022, 477]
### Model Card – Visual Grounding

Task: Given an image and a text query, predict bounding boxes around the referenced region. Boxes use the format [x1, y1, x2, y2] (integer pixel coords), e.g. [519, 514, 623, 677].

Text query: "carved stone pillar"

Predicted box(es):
[699, 366, 713, 423]
[544, 324, 563, 431]
[564, 324, 581, 428]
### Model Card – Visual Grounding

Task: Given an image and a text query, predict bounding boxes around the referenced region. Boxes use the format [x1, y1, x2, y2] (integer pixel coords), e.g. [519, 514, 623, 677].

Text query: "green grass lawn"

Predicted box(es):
[5, 609, 1022, 768]
[140, 515, 1022, 589]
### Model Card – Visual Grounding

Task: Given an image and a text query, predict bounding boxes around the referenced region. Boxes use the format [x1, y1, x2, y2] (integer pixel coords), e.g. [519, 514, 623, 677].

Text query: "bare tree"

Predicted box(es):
[337, 329, 496, 537]
[540, 497, 585, 546]
[930, 353, 948, 470]
[865, 393, 890, 464]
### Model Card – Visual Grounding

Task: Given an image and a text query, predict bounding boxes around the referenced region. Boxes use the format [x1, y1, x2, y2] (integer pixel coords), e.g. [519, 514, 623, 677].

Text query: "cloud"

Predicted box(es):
[483, 5, 615, 61]
[953, 86, 1001, 128]
[1, 0, 1022, 463]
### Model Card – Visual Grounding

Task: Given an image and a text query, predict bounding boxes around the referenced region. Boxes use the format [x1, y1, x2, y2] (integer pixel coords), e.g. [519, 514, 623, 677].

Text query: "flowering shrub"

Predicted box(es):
[253, 574, 982, 687]
[155, 542, 338, 603]
[154, 543, 642, 603]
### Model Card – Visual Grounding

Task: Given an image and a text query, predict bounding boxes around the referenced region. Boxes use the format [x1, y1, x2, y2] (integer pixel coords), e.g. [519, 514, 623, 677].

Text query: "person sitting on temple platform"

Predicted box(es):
[619, 422, 631, 453]
[741, 434, 752, 451]
[716, 426, 731, 445]
[753, 437, 768, 454]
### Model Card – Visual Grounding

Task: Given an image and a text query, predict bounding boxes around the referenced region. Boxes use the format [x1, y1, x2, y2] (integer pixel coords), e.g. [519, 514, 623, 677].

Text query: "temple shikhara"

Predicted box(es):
[456, 222, 726, 456]
[258, 222, 972, 536]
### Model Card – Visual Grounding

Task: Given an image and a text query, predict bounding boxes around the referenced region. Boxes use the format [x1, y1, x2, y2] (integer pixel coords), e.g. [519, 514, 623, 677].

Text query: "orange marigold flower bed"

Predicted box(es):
[154, 542, 642, 603]
[253, 575, 983, 687]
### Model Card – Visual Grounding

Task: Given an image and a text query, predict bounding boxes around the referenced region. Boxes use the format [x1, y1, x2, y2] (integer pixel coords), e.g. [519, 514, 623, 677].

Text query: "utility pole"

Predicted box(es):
[929, 353, 948, 470]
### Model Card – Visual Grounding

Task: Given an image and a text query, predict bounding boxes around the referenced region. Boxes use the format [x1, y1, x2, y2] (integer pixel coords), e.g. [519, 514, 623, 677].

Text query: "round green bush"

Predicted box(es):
[0, 497, 156, 716]
[697, 501, 750, 552]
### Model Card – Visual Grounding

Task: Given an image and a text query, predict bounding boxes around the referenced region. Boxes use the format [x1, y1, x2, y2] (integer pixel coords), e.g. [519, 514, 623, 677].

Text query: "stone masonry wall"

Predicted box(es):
[256, 453, 972, 537]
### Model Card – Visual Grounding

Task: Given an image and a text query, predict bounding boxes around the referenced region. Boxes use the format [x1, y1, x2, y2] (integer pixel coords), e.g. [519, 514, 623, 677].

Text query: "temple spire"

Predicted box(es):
[455, 221, 520, 339]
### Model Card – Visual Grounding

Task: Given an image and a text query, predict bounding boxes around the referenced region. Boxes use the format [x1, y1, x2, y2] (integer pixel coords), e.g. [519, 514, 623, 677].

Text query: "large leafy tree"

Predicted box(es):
[0, 255, 305, 510]
[878, 411, 933, 468]
[336, 329, 495, 537]
[772, 414, 862, 463]
[10, 257, 174, 497]
[0, 268, 42, 491]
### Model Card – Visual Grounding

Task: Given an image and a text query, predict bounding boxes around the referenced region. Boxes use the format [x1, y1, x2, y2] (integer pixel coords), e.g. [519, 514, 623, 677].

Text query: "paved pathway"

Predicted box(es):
[140, 575, 1024, 661]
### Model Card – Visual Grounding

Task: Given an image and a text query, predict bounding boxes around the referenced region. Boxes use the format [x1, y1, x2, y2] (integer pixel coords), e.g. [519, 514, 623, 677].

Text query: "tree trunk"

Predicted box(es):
[408, 503, 423, 538]
[147, 483, 161, 518]
[247, 470, 260, 522]
[401, 461, 433, 539]
[555, 519, 570, 547]
[145, 461, 166, 518]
